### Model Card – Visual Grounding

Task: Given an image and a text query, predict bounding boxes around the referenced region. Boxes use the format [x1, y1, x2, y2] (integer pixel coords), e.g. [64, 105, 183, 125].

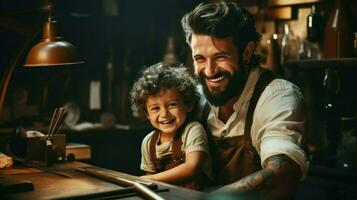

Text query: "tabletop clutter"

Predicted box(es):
[7, 107, 67, 166]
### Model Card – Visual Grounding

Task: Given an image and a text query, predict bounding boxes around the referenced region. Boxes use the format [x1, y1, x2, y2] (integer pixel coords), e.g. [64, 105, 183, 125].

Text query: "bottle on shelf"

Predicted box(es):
[255, 24, 279, 73]
[307, 5, 323, 43]
[280, 23, 300, 65]
[323, 0, 353, 58]
[299, 4, 322, 60]
[299, 40, 321, 60]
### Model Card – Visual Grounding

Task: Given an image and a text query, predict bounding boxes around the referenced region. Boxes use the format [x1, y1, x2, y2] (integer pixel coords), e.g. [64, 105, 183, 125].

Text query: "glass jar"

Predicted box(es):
[280, 24, 300, 65]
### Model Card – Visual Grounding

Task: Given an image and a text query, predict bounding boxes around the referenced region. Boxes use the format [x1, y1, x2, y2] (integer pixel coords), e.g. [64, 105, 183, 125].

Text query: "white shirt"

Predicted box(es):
[207, 67, 308, 178]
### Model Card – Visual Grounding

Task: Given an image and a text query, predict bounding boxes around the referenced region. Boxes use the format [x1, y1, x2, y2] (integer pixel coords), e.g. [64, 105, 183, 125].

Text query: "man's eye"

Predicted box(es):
[194, 57, 205, 63]
[215, 55, 227, 61]
[168, 103, 178, 108]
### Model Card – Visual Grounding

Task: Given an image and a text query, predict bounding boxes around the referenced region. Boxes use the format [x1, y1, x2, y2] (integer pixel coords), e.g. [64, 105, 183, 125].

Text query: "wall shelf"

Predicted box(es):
[268, 0, 332, 7]
[285, 58, 357, 70]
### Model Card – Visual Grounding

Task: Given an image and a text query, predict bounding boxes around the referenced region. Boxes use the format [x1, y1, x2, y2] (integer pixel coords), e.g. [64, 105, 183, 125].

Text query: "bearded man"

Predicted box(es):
[181, 1, 307, 199]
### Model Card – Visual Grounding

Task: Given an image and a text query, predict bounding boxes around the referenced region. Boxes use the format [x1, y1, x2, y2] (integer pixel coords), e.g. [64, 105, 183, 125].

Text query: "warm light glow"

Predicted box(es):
[273, 34, 278, 40]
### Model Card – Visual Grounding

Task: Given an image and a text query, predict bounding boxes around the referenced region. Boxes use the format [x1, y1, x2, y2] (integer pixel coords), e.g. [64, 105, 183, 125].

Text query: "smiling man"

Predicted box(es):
[181, 1, 307, 199]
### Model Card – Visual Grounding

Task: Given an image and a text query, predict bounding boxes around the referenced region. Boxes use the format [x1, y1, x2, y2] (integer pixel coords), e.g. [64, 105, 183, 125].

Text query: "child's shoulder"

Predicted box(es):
[186, 121, 205, 129]
[142, 130, 156, 144]
[184, 121, 206, 135]
[181, 121, 208, 146]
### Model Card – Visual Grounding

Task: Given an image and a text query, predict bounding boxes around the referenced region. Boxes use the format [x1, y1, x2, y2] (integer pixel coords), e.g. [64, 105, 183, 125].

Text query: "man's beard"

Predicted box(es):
[199, 66, 246, 106]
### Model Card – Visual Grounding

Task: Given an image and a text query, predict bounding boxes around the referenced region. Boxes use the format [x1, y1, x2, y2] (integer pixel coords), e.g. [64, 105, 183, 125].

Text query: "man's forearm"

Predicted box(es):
[214, 154, 301, 199]
[214, 166, 273, 194]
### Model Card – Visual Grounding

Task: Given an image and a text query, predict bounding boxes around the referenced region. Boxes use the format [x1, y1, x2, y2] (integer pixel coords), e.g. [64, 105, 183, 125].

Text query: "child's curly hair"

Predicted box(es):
[130, 62, 200, 120]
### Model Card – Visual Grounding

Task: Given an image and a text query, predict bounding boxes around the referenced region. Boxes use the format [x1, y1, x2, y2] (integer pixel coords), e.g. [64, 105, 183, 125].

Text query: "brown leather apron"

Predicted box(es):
[204, 68, 277, 186]
[149, 125, 207, 190]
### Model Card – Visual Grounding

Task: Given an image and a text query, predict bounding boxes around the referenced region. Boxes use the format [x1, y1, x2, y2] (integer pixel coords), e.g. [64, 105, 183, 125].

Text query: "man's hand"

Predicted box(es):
[212, 154, 301, 200]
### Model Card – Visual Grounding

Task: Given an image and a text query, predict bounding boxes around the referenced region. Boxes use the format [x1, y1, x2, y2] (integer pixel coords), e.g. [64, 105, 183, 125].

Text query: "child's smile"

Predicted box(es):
[159, 118, 175, 125]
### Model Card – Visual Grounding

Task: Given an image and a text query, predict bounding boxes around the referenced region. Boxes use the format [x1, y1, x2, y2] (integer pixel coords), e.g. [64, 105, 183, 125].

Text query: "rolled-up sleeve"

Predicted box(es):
[140, 132, 156, 173]
[183, 122, 209, 154]
[252, 79, 308, 179]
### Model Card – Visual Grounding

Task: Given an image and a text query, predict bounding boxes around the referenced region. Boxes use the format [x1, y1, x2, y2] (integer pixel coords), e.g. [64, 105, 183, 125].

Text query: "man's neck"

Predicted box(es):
[218, 96, 239, 123]
[216, 66, 252, 123]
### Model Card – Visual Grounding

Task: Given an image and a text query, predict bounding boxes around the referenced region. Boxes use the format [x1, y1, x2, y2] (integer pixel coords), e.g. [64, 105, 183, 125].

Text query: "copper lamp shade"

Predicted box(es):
[24, 16, 84, 67]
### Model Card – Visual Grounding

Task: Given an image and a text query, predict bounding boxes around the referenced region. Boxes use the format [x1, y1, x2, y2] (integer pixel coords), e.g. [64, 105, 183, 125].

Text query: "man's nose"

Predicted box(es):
[205, 60, 217, 78]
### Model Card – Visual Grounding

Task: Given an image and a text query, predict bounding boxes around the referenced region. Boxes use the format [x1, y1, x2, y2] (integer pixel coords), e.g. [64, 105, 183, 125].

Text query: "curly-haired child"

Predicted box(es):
[130, 62, 212, 190]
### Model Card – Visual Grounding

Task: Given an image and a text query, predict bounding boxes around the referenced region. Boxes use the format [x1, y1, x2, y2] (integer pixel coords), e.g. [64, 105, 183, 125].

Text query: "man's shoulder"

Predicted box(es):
[267, 78, 302, 94]
[249, 66, 301, 94]
[256, 78, 304, 115]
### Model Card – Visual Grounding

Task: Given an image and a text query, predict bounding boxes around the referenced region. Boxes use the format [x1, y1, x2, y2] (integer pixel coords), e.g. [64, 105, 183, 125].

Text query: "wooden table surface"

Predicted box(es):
[0, 162, 203, 200]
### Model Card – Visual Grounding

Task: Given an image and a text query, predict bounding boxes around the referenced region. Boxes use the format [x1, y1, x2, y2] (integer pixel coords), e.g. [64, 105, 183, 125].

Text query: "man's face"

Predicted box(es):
[190, 34, 244, 106]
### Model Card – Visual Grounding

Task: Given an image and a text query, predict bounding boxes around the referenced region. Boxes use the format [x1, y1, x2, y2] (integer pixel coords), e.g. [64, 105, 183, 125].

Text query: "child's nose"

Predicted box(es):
[160, 108, 168, 116]
[160, 107, 170, 117]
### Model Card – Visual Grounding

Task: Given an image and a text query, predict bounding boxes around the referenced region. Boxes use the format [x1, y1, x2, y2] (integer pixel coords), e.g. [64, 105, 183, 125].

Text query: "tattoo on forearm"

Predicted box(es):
[264, 154, 301, 180]
[233, 168, 273, 193]
[219, 154, 300, 196]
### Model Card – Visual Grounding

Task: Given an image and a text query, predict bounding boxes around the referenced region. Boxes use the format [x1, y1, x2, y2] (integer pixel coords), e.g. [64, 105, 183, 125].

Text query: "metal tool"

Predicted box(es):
[76, 167, 166, 200]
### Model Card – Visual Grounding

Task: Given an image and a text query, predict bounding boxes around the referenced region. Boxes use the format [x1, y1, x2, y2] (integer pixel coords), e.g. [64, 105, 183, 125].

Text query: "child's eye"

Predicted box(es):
[149, 107, 159, 112]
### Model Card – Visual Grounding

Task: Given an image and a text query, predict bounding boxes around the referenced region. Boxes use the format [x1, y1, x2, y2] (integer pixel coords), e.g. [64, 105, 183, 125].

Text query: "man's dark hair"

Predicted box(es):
[181, 1, 261, 65]
[130, 62, 200, 120]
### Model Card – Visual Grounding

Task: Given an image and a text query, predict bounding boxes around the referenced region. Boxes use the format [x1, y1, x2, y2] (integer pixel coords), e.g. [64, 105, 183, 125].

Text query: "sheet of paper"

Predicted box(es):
[89, 81, 101, 110]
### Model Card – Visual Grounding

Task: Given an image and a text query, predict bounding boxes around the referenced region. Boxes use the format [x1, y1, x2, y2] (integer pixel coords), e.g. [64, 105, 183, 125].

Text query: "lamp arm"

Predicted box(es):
[0, 28, 41, 115]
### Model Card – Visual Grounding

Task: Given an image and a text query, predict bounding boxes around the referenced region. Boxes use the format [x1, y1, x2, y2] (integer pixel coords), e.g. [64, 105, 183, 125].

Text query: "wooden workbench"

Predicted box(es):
[0, 161, 203, 200]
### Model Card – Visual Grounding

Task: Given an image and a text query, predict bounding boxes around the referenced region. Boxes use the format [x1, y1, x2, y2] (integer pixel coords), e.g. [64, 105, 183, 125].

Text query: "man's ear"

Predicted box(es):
[186, 104, 193, 112]
[243, 41, 255, 65]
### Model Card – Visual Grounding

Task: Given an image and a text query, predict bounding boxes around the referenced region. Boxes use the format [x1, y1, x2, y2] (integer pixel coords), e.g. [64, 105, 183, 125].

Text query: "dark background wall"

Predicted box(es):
[0, 0, 207, 177]
[0, 0, 205, 126]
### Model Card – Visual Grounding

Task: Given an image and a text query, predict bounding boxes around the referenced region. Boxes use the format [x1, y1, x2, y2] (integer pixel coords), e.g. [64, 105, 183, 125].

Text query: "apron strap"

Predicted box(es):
[171, 135, 183, 161]
[244, 69, 278, 136]
[201, 102, 211, 130]
[171, 121, 189, 161]
[149, 130, 160, 163]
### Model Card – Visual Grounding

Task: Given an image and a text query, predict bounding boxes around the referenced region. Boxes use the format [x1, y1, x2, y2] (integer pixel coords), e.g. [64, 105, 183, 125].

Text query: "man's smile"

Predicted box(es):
[206, 74, 226, 82]
[202, 71, 231, 87]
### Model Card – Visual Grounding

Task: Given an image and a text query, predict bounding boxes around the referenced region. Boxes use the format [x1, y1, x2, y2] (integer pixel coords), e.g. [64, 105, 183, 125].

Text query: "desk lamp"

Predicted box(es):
[0, 3, 84, 114]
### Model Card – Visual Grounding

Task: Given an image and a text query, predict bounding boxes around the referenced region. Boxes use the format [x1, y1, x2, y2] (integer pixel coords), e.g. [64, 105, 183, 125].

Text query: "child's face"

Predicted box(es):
[146, 88, 192, 136]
